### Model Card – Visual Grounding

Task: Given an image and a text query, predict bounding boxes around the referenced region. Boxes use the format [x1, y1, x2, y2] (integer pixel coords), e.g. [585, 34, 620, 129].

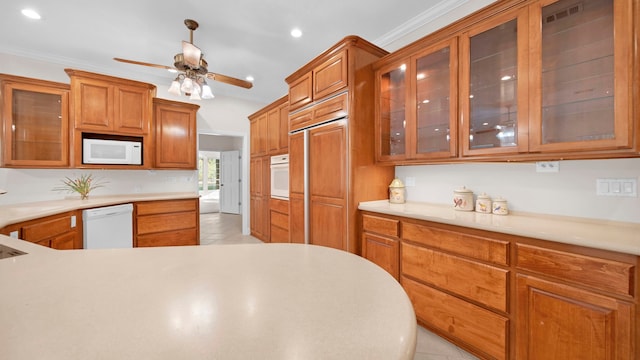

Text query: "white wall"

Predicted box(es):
[380, 1, 640, 224]
[0, 53, 267, 234]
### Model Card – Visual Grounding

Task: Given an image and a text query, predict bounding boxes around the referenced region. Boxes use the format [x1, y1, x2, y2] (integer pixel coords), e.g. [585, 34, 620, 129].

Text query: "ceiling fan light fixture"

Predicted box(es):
[201, 83, 215, 99]
[189, 83, 202, 100]
[168, 78, 182, 96]
[180, 77, 194, 94]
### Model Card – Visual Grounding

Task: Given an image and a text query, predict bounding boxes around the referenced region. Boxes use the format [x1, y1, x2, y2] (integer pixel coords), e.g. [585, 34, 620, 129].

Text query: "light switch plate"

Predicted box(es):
[596, 178, 637, 197]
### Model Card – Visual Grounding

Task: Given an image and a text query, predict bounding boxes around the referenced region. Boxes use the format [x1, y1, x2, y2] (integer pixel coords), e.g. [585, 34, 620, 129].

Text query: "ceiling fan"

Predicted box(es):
[114, 19, 252, 100]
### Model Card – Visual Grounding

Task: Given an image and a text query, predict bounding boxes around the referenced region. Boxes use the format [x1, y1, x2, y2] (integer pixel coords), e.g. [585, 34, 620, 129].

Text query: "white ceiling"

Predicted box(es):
[1, 0, 468, 104]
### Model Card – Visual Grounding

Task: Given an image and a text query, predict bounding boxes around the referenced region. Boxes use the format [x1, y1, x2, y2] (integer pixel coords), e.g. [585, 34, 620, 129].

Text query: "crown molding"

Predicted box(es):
[374, 0, 470, 47]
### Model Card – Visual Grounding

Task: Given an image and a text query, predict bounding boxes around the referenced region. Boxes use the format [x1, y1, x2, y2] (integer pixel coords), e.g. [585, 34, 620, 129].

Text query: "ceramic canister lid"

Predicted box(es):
[389, 178, 405, 188]
[454, 186, 472, 193]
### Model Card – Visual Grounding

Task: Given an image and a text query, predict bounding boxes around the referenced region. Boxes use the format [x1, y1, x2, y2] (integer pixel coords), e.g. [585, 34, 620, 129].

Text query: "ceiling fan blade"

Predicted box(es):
[206, 72, 253, 89]
[182, 41, 202, 69]
[113, 58, 175, 71]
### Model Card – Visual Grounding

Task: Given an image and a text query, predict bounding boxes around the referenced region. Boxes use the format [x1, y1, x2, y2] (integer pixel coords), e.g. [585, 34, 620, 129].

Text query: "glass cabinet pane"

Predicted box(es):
[541, 0, 614, 143]
[415, 47, 451, 154]
[11, 89, 64, 161]
[468, 19, 518, 150]
[379, 64, 407, 157]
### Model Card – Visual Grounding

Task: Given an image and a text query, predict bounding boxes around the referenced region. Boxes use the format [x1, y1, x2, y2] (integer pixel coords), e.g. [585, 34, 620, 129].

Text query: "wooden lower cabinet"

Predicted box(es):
[516, 274, 633, 359]
[269, 198, 289, 243]
[360, 211, 639, 359]
[134, 199, 199, 247]
[361, 214, 400, 280]
[0, 211, 82, 250]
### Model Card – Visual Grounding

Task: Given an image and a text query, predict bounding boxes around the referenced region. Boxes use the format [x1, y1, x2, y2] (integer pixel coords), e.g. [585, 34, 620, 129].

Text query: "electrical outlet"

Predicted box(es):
[536, 161, 560, 173]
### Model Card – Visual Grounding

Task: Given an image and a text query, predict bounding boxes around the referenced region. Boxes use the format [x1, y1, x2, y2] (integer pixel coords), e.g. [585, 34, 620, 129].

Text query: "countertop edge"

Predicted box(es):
[0, 192, 199, 228]
[359, 200, 640, 256]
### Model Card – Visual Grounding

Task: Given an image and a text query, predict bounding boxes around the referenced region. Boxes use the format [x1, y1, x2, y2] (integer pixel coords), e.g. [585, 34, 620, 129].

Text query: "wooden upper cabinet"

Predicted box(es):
[288, 73, 313, 112]
[376, 38, 458, 162]
[65, 69, 156, 135]
[528, 0, 633, 153]
[374, 0, 639, 164]
[249, 95, 287, 156]
[313, 50, 348, 100]
[460, 8, 529, 157]
[0, 74, 70, 167]
[288, 49, 348, 112]
[153, 98, 199, 169]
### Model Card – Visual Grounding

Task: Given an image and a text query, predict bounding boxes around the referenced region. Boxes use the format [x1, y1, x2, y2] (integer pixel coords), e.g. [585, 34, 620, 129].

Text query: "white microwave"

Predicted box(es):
[82, 138, 142, 165]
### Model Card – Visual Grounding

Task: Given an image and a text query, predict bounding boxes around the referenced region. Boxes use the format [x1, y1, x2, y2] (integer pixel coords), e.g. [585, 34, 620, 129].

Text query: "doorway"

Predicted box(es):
[198, 133, 246, 238]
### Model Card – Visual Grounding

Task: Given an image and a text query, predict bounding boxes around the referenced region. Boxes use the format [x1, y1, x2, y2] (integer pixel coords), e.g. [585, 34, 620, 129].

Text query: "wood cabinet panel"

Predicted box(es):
[362, 214, 399, 238]
[288, 72, 313, 111]
[362, 233, 399, 280]
[11, 211, 81, 250]
[313, 50, 348, 99]
[403, 276, 509, 360]
[403, 222, 509, 266]
[134, 199, 199, 246]
[309, 201, 346, 250]
[136, 229, 197, 247]
[1, 74, 70, 167]
[516, 243, 634, 297]
[136, 199, 197, 215]
[66, 69, 155, 135]
[516, 274, 633, 359]
[153, 98, 199, 169]
[403, 242, 508, 312]
[270, 211, 288, 230]
[136, 212, 196, 235]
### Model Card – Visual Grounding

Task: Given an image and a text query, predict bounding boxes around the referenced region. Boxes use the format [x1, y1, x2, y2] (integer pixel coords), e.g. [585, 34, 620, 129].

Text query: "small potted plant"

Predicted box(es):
[53, 173, 106, 200]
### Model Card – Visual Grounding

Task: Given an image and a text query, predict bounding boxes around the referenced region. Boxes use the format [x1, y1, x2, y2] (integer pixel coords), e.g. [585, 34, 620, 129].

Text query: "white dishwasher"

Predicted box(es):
[83, 203, 133, 249]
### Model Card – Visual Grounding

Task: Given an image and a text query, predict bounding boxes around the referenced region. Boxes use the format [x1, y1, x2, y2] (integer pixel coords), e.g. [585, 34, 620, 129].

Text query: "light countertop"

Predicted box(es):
[0, 192, 199, 228]
[359, 200, 640, 256]
[0, 238, 417, 360]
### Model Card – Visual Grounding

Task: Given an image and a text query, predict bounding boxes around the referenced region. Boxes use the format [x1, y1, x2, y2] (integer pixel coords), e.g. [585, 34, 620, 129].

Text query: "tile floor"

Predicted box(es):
[199, 211, 479, 360]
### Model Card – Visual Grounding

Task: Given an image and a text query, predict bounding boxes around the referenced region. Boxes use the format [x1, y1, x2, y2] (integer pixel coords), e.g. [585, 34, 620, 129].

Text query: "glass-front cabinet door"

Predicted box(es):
[529, 0, 632, 153]
[460, 9, 529, 157]
[1, 76, 70, 167]
[411, 38, 458, 160]
[376, 60, 409, 162]
[376, 38, 457, 162]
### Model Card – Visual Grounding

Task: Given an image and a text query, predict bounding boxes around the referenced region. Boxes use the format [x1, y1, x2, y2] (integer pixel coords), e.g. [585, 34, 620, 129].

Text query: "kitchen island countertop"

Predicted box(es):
[359, 200, 640, 256]
[0, 237, 416, 360]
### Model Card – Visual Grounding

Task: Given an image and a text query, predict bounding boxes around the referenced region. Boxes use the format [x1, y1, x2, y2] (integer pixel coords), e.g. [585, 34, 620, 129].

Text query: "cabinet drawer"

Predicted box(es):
[136, 229, 197, 247]
[402, 242, 508, 312]
[363, 233, 399, 280]
[311, 92, 348, 124]
[22, 214, 74, 242]
[403, 276, 508, 360]
[270, 225, 289, 243]
[403, 222, 508, 266]
[270, 211, 289, 230]
[290, 107, 313, 132]
[137, 212, 197, 235]
[270, 198, 289, 214]
[362, 214, 399, 238]
[136, 199, 197, 215]
[516, 243, 634, 297]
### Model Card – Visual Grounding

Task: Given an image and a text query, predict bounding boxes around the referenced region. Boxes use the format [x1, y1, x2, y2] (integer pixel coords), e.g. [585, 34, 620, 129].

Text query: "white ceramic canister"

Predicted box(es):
[453, 186, 474, 211]
[389, 178, 406, 204]
[492, 197, 509, 215]
[475, 193, 492, 214]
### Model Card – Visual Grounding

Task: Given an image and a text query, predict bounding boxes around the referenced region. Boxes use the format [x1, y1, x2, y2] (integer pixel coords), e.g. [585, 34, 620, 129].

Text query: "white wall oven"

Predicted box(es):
[270, 154, 289, 200]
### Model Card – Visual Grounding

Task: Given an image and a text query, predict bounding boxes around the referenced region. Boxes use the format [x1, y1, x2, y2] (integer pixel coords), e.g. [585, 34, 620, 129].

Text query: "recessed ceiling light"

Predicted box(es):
[246, 76, 254, 82]
[290, 28, 302, 38]
[21, 9, 41, 20]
